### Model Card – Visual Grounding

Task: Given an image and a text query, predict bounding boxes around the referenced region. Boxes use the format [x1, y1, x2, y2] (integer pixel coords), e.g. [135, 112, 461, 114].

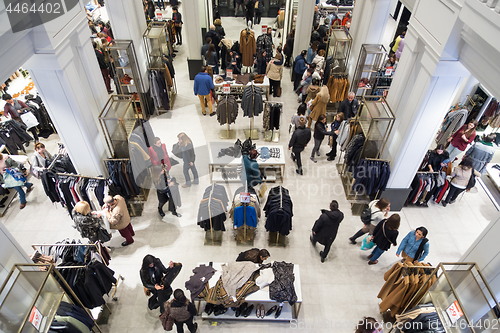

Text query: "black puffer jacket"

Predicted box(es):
[312, 209, 344, 244]
[288, 126, 311, 151]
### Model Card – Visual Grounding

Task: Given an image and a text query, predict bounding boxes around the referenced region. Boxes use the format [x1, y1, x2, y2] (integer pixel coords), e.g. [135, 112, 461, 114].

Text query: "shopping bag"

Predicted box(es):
[171, 143, 182, 159]
[259, 182, 267, 198]
[97, 228, 112, 243]
[20, 111, 39, 129]
[360, 235, 375, 251]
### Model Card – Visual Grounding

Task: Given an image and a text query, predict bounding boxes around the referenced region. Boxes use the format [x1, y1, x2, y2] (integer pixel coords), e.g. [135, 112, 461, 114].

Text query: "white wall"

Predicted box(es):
[0, 222, 30, 291]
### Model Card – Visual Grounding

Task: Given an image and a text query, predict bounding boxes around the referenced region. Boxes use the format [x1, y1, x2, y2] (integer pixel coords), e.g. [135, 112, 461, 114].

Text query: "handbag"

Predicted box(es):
[171, 143, 182, 159]
[159, 303, 174, 331]
[259, 182, 267, 198]
[361, 235, 375, 250]
[276, 86, 282, 97]
[97, 228, 112, 243]
[144, 287, 151, 297]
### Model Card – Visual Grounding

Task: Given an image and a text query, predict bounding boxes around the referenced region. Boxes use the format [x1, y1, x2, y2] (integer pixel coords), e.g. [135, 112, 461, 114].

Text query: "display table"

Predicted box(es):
[486, 164, 500, 189]
[213, 76, 270, 101]
[208, 142, 286, 183]
[196, 262, 302, 321]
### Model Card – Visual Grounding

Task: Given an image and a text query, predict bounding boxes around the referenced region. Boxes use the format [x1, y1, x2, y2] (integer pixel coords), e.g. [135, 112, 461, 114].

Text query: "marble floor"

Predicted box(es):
[2, 8, 499, 333]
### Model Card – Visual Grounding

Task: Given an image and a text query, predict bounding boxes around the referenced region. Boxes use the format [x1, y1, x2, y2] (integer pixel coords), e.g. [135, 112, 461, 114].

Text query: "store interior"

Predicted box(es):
[1, 0, 500, 332]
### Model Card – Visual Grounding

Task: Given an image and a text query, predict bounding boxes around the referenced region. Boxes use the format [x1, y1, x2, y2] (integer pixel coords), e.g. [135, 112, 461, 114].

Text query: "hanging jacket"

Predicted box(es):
[239, 29, 256, 67]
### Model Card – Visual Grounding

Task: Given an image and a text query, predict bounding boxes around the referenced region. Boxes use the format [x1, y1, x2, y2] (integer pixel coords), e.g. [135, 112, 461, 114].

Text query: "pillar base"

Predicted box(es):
[188, 59, 204, 80]
[380, 187, 412, 211]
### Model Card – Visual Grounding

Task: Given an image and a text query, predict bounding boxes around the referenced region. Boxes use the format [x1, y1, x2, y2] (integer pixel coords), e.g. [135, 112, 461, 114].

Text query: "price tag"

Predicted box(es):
[226, 69, 233, 79]
[156, 12, 163, 21]
[29, 306, 43, 331]
[385, 66, 393, 76]
[445, 300, 463, 324]
[262, 25, 267, 34]
[240, 192, 251, 203]
[223, 83, 230, 94]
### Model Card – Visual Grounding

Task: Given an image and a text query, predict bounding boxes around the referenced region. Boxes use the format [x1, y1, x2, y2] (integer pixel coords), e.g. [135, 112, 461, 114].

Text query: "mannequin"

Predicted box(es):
[239, 21, 256, 70]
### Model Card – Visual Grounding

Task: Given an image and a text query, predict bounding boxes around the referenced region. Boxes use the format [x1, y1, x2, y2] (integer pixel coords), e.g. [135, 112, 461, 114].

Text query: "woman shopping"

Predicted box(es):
[265, 54, 283, 97]
[72, 201, 107, 243]
[307, 85, 330, 128]
[396, 227, 429, 264]
[368, 214, 400, 265]
[205, 44, 219, 74]
[177, 133, 199, 187]
[0, 153, 33, 209]
[163, 289, 198, 333]
[326, 112, 344, 161]
[310, 114, 334, 163]
[423, 144, 449, 172]
[349, 198, 390, 245]
[446, 120, 477, 162]
[30, 142, 53, 178]
[442, 157, 480, 207]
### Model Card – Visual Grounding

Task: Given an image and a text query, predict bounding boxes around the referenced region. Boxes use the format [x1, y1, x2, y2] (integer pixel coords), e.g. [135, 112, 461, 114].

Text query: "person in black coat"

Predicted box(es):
[338, 92, 359, 120]
[310, 114, 334, 163]
[140, 255, 183, 312]
[288, 117, 311, 175]
[310, 200, 344, 262]
[283, 30, 294, 67]
[368, 214, 400, 265]
[172, 7, 183, 45]
[245, 0, 255, 27]
[424, 144, 450, 172]
[255, 50, 267, 74]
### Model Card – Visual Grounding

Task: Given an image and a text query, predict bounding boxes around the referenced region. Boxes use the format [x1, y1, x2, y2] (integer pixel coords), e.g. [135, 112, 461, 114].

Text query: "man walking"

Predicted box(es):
[310, 200, 344, 262]
[102, 195, 134, 246]
[193, 66, 215, 116]
[288, 117, 311, 175]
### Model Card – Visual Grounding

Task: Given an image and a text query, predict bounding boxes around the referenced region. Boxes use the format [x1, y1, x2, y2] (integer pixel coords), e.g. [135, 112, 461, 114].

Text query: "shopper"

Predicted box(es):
[338, 92, 359, 120]
[146, 0, 155, 21]
[97, 21, 109, 36]
[156, 170, 182, 218]
[140, 255, 182, 312]
[193, 66, 215, 116]
[102, 195, 134, 246]
[305, 78, 321, 108]
[310, 200, 344, 262]
[236, 248, 270, 264]
[201, 37, 211, 59]
[177, 133, 199, 187]
[424, 144, 449, 172]
[255, 50, 267, 75]
[310, 115, 334, 163]
[296, 68, 314, 98]
[157, 0, 165, 10]
[326, 112, 344, 161]
[291, 103, 307, 131]
[349, 198, 390, 245]
[2, 93, 27, 120]
[172, 7, 183, 45]
[367, 214, 400, 265]
[396, 227, 430, 263]
[30, 142, 53, 178]
[245, 0, 255, 27]
[254, 0, 264, 24]
[312, 49, 326, 75]
[318, 18, 330, 39]
[214, 18, 225, 38]
[288, 117, 311, 175]
[166, 289, 198, 333]
[205, 26, 221, 56]
[446, 120, 477, 162]
[234, 0, 244, 16]
[72, 201, 104, 243]
[93, 42, 113, 93]
[206, 44, 219, 74]
[307, 41, 319, 64]
[308, 85, 330, 128]
[0, 153, 33, 209]
[391, 27, 407, 54]
[148, 137, 172, 170]
[293, 50, 308, 91]
[442, 157, 480, 207]
[242, 149, 262, 188]
[463, 133, 496, 174]
[266, 53, 283, 97]
[283, 30, 294, 68]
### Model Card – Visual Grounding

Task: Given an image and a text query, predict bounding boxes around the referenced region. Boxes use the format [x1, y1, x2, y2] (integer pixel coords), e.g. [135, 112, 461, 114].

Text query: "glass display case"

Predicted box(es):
[0, 264, 101, 333]
[107, 40, 150, 117]
[327, 28, 352, 75]
[401, 263, 500, 333]
[350, 44, 387, 97]
[98, 95, 138, 158]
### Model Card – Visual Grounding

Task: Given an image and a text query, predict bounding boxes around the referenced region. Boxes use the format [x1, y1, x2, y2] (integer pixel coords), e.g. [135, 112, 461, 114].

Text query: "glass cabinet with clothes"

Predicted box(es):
[326, 27, 352, 75]
[350, 44, 387, 97]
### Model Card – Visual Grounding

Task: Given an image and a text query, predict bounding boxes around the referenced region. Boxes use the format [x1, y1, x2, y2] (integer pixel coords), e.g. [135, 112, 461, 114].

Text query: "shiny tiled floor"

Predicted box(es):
[2, 9, 499, 333]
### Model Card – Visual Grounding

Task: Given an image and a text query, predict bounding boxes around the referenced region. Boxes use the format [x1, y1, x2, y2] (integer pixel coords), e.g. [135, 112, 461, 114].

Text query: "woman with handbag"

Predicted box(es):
[30, 142, 53, 179]
[265, 53, 283, 97]
[0, 153, 33, 209]
[72, 201, 108, 243]
[165, 289, 198, 333]
[368, 214, 400, 265]
[446, 120, 477, 162]
[172, 7, 183, 45]
[177, 133, 199, 187]
[423, 144, 449, 172]
[349, 198, 390, 245]
[442, 157, 480, 207]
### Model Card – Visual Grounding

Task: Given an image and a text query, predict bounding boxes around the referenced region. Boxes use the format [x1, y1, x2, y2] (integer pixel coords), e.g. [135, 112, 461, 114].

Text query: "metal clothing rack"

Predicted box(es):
[220, 94, 236, 139]
[56, 173, 107, 180]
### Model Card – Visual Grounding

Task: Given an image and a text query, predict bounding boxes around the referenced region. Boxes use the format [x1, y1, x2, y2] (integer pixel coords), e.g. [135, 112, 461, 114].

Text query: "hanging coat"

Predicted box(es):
[239, 29, 256, 67]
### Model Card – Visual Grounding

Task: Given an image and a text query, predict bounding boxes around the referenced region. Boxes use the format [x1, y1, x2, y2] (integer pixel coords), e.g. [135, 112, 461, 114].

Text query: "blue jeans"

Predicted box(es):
[13, 182, 33, 204]
[183, 163, 199, 185]
[157, 0, 165, 9]
[370, 246, 385, 262]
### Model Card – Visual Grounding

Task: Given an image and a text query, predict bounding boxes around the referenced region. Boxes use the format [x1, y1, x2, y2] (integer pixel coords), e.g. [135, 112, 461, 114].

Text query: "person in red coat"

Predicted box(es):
[148, 137, 172, 171]
[446, 120, 477, 162]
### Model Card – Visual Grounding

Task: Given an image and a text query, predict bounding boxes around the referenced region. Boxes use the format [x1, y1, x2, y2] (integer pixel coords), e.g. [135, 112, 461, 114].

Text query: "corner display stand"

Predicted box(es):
[389, 262, 500, 333]
[326, 27, 352, 74]
[350, 44, 387, 97]
[0, 264, 103, 333]
[197, 262, 302, 321]
[337, 96, 394, 213]
[108, 40, 151, 118]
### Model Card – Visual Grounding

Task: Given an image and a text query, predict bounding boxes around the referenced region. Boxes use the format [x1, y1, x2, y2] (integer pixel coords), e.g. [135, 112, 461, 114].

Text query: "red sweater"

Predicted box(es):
[450, 124, 475, 151]
[148, 144, 171, 170]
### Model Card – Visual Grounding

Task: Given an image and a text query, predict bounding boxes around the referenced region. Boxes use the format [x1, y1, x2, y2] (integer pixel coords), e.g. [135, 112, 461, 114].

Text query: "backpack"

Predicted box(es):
[414, 237, 428, 261]
[466, 168, 476, 190]
[360, 207, 372, 225]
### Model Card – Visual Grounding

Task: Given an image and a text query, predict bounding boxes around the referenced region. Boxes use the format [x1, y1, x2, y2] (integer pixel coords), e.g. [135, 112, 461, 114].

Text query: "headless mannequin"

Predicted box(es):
[241, 21, 254, 74]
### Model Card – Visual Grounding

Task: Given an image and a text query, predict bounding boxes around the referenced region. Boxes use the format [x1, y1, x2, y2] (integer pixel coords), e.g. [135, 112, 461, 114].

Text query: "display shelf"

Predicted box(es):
[200, 302, 294, 322]
[351, 44, 387, 96]
[326, 28, 352, 75]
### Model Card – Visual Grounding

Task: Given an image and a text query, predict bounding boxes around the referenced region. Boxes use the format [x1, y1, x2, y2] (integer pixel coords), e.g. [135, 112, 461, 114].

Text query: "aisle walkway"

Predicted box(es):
[1, 10, 498, 333]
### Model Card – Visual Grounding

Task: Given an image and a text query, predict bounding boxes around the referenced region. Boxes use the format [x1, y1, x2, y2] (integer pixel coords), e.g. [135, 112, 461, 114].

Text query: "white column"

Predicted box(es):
[106, 0, 148, 85]
[347, 0, 393, 80]
[184, 0, 203, 60]
[24, 18, 109, 176]
[292, 0, 315, 56]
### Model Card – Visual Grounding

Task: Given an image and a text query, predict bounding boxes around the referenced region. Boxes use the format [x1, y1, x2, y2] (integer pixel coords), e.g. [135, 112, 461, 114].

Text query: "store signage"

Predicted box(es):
[223, 83, 230, 94]
[445, 301, 463, 324]
[156, 12, 163, 21]
[385, 66, 393, 76]
[29, 306, 43, 331]
[227, 69, 233, 79]
[240, 192, 251, 203]
[262, 25, 267, 34]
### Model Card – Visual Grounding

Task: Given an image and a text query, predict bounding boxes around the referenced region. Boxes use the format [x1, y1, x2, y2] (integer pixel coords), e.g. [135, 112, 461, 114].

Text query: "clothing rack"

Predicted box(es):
[220, 92, 236, 139]
[56, 173, 108, 180]
[244, 83, 259, 140]
[264, 101, 283, 142]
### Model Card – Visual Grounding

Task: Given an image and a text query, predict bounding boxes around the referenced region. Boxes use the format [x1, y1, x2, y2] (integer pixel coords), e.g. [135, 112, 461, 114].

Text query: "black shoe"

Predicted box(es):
[274, 305, 283, 318]
[327, 156, 336, 161]
[296, 169, 303, 175]
[205, 303, 214, 315]
[214, 305, 228, 316]
[121, 241, 132, 246]
[442, 201, 448, 207]
[108, 90, 114, 94]
[349, 237, 357, 245]
[192, 322, 198, 333]
[173, 212, 182, 217]
[158, 208, 165, 217]
[265, 305, 277, 316]
[236, 302, 247, 317]
[243, 304, 254, 317]
[320, 251, 325, 263]
[449, 200, 456, 204]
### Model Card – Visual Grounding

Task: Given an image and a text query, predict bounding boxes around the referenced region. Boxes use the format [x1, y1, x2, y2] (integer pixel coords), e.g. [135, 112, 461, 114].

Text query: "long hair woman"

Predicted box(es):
[368, 213, 400, 265]
[177, 133, 199, 187]
[446, 120, 478, 162]
[442, 157, 480, 207]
